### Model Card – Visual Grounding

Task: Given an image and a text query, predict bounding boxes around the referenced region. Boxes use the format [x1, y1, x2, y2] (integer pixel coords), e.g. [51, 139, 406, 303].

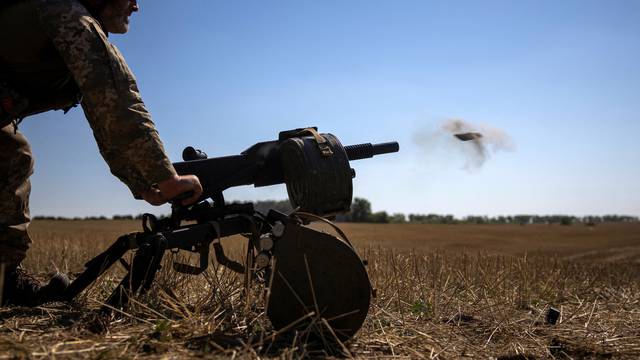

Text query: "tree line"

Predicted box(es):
[32, 200, 295, 222]
[34, 198, 639, 225]
[339, 198, 639, 225]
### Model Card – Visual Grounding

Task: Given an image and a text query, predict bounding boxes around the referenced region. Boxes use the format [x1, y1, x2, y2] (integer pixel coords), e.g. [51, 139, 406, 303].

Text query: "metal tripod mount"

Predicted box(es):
[62, 198, 275, 311]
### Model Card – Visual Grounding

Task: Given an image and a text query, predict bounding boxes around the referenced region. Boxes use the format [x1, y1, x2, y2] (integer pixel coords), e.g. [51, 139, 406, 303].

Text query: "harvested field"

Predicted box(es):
[338, 222, 640, 260]
[1, 220, 639, 359]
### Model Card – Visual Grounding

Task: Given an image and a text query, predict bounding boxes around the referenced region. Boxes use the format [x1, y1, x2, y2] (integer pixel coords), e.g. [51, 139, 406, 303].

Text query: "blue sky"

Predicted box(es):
[21, 0, 640, 218]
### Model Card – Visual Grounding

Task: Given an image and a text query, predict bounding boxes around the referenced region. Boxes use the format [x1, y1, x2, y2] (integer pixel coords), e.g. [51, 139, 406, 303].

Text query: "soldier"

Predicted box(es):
[0, 0, 202, 306]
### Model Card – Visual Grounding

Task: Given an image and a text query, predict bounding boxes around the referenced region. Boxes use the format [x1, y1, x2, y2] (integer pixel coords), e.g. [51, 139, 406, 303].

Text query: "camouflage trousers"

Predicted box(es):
[0, 124, 33, 268]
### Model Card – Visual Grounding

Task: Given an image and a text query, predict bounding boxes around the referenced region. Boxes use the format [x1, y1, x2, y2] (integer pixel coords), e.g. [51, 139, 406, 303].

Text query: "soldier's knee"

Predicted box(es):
[0, 225, 30, 267]
[0, 245, 28, 268]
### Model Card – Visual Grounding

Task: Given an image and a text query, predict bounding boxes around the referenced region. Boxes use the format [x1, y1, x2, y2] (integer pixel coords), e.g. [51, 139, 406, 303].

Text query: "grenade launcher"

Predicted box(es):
[62, 127, 399, 341]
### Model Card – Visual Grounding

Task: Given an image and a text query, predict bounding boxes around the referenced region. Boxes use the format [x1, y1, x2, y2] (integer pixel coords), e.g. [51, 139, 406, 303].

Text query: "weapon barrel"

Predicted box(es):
[344, 142, 399, 161]
[173, 139, 400, 199]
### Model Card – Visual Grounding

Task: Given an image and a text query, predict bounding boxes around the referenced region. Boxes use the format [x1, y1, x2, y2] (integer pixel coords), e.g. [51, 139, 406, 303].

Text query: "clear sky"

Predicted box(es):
[21, 0, 640, 218]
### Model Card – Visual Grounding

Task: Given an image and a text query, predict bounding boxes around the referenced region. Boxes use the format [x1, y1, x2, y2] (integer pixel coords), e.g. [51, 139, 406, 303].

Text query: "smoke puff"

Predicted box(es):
[414, 118, 515, 170]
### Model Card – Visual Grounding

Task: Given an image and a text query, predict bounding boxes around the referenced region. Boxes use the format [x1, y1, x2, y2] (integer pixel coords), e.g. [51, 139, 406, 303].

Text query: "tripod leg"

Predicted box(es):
[103, 234, 167, 312]
[63, 234, 134, 301]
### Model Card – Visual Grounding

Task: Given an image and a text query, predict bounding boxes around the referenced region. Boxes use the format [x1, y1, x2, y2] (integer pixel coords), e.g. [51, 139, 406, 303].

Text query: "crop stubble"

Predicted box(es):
[0, 221, 638, 359]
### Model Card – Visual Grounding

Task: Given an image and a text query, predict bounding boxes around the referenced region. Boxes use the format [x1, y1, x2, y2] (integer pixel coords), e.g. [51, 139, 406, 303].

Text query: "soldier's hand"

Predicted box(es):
[141, 174, 203, 206]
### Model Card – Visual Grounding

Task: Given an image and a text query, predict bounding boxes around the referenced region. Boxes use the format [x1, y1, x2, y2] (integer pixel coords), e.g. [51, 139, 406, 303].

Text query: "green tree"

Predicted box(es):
[370, 211, 389, 223]
[350, 197, 372, 222]
[560, 216, 573, 226]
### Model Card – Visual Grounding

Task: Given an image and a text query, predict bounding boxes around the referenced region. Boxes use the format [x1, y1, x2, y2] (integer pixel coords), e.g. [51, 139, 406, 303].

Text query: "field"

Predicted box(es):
[1, 220, 639, 359]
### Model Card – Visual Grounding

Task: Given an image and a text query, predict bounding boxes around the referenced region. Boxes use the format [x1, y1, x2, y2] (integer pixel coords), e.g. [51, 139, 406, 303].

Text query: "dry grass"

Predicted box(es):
[1, 220, 639, 359]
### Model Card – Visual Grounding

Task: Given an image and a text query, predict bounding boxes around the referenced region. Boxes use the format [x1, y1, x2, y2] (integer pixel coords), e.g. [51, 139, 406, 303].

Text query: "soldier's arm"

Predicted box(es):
[36, 0, 179, 198]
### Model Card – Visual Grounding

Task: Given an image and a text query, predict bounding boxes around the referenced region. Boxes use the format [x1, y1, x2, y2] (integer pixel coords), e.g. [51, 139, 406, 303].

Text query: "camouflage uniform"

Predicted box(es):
[0, 0, 177, 267]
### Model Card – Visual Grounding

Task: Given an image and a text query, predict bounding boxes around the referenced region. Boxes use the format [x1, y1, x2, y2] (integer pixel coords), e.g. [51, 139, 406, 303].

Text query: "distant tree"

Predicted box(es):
[33, 215, 57, 220]
[389, 213, 406, 223]
[84, 216, 108, 220]
[560, 216, 573, 226]
[514, 215, 532, 225]
[113, 215, 134, 220]
[464, 215, 489, 224]
[442, 214, 456, 224]
[349, 197, 372, 222]
[370, 211, 389, 223]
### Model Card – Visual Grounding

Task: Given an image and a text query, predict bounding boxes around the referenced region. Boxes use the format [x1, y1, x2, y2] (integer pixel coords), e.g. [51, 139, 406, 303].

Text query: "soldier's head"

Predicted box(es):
[82, 0, 139, 34]
[99, 0, 139, 34]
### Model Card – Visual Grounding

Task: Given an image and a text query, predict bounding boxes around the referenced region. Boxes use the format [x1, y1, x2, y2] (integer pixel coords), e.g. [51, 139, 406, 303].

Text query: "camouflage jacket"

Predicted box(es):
[0, 0, 177, 196]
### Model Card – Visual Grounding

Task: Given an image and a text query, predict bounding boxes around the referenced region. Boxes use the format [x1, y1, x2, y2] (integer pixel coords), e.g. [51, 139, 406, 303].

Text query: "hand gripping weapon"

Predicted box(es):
[62, 127, 399, 341]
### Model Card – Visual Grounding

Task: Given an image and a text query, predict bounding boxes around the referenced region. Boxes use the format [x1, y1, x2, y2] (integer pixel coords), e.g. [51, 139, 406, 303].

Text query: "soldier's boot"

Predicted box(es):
[40, 272, 71, 303]
[1, 266, 71, 306]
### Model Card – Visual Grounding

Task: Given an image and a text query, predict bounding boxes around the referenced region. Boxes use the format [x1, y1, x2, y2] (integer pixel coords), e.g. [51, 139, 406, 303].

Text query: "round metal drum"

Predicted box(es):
[266, 222, 371, 341]
[279, 133, 353, 216]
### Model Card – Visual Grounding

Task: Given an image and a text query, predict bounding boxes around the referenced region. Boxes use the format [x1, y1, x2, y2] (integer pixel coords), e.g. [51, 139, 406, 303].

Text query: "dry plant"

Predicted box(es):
[0, 220, 638, 359]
